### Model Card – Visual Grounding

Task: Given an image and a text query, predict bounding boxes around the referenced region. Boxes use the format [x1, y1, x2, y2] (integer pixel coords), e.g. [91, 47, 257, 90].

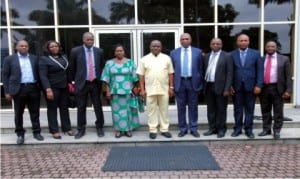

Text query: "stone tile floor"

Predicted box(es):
[1, 143, 300, 178]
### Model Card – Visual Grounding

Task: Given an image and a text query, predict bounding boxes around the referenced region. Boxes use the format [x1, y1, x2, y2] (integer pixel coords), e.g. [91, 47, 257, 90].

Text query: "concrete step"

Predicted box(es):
[1, 128, 299, 145]
[1, 105, 300, 145]
[1, 105, 300, 132]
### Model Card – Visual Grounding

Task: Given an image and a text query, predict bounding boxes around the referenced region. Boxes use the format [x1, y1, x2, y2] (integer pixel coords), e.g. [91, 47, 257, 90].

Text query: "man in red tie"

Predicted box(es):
[258, 40, 292, 139]
[69, 32, 106, 139]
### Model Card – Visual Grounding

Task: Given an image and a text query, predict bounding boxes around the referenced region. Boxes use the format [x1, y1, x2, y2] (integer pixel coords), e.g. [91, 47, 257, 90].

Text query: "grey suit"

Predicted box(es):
[260, 53, 292, 132]
[69, 45, 105, 130]
[204, 51, 233, 133]
[2, 53, 41, 136]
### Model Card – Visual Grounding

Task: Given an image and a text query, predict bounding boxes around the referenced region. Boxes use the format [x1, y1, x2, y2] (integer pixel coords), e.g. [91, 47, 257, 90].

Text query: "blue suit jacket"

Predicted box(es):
[2, 53, 40, 95]
[231, 48, 263, 91]
[170, 47, 203, 92]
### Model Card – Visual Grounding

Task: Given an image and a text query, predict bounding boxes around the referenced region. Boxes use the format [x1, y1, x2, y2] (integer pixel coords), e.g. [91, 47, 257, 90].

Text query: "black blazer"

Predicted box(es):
[39, 56, 69, 90]
[2, 53, 40, 95]
[263, 53, 292, 95]
[69, 46, 105, 91]
[204, 51, 233, 95]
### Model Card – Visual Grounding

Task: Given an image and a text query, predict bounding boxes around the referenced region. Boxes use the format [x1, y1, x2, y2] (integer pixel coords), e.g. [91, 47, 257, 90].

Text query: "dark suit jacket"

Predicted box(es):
[204, 51, 233, 95]
[170, 46, 203, 92]
[263, 53, 292, 94]
[2, 53, 40, 95]
[69, 46, 105, 92]
[231, 48, 264, 91]
[39, 56, 68, 90]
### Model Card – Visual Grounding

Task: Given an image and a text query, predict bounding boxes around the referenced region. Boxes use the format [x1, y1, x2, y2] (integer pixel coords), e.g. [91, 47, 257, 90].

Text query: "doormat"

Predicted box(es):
[102, 145, 220, 171]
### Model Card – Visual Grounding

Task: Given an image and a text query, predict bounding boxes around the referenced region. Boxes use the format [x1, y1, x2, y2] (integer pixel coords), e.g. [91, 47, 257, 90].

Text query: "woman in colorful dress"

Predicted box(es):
[101, 44, 140, 138]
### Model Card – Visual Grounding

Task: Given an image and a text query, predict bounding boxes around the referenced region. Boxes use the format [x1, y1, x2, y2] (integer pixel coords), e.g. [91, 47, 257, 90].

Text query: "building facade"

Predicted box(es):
[1, 0, 300, 109]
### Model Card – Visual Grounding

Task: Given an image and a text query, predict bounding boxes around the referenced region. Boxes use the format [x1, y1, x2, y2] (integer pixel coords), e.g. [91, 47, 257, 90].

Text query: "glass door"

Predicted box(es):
[95, 29, 136, 62]
[94, 28, 180, 106]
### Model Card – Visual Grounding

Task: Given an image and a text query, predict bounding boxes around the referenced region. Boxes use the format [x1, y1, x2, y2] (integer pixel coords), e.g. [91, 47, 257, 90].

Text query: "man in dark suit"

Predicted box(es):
[203, 38, 233, 138]
[69, 32, 105, 139]
[231, 34, 264, 139]
[2, 40, 44, 144]
[258, 40, 292, 139]
[170, 33, 203, 138]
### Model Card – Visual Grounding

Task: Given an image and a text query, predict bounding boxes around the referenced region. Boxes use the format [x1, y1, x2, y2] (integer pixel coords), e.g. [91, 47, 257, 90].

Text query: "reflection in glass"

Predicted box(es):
[142, 32, 175, 56]
[57, 0, 88, 25]
[9, 0, 54, 26]
[1, 0, 7, 25]
[98, 33, 132, 61]
[92, 0, 134, 24]
[264, 0, 294, 21]
[218, 0, 260, 22]
[11, 29, 55, 56]
[218, 25, 260, 52]
[1, 29, 11, 109]
[264, 24, 292, 56]
[184, 26, 214, 54]
[59, 28, 88, 58]
[184, 0, 214, 23]
[138, 0, 180, 24]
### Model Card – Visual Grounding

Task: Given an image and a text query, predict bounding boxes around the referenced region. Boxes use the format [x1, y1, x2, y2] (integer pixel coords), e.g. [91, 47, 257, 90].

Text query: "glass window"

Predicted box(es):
[92, 0, 134, 24]
[264, 24, 293, 58]
[58, 28, 88, 58]
[11, 29, 55, 56]
[264, 0, 294, 21]
[8, 0, 54, 26]
[184, 26, 214, 54]
[138, 0, 180, 24]
[57, 0, 88, 25]
[1, 30, 11, 109]
[218, 25, 260, 52]
[1, 0, 7, 26]
[184, 0, 214, 23]
[142, 32, 175, 56]
[218, 0, 260, 22]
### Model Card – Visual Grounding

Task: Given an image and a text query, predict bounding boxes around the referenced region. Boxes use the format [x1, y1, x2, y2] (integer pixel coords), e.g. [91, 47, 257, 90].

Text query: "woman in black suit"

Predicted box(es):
[39, 40, 73, 139]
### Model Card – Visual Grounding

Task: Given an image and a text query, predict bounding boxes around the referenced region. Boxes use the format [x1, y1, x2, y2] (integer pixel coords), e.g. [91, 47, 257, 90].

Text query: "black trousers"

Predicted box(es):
[76, 80, 104, 130]
[206, 83, 228, 133]
[13, 83, 41, 136]
[45, 87, 72, 134]
[260, 84, 283, 132]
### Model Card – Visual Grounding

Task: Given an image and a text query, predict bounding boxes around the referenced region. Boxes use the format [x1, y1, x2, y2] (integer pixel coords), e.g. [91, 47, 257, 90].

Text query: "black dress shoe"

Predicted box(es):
[273, 132, 280, 140]
[97, 128, 104, 137]
[203, 130, 217, 136]
[258, 130, 271, 136]
[33, 133, 44, 141]
[74, 130, 85, 139]
[217, 132, 225, 138]
[161, 132, 172, 138]
[178, 131, 187, 137]
[231, 131, 242, 137]
[190, 131, 200, 138]
[16, 136, 24, 145]
[149, 133, 157, 139]
[245, 132, 255, 139]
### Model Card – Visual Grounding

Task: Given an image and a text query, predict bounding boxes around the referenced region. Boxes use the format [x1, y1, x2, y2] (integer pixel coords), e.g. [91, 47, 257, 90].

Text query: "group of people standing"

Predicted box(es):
[2, 31, 292, 144]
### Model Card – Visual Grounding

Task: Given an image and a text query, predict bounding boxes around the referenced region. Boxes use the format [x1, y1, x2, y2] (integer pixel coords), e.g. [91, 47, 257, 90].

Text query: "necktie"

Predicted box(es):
[264, 55, 272, 84]
[182, 48, 189, 77]
[240, 51, 246, 66]
[205, 52, 217, 81]
[87, 49, 94, 81]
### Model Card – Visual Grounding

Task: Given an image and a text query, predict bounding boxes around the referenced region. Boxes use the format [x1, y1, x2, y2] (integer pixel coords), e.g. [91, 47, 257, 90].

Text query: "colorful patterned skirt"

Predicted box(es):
[111, 94, 140, 131]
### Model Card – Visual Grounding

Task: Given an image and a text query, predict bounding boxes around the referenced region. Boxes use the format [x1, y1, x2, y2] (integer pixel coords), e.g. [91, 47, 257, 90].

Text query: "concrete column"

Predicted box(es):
[296, 1, 300, 107]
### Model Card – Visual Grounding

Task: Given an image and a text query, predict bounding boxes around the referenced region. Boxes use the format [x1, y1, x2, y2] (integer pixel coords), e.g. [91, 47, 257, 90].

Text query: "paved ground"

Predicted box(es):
[1, 143, 300, 178]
